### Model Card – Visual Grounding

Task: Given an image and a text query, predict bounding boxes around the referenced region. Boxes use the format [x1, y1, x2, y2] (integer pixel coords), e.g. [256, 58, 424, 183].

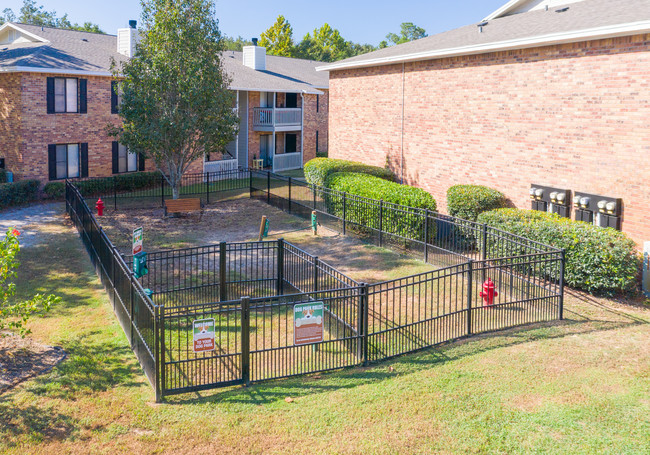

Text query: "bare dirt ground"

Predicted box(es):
[98, 196, 434, 283]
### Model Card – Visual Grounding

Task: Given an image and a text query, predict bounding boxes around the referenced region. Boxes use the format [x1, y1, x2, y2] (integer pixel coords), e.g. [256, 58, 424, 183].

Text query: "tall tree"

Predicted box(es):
[296, 23, 350, 62]
[0, 8, 16, 25]
[109, 0, 238, 199]
[385, 22, 427, 46]
[259, 15, 295, 57]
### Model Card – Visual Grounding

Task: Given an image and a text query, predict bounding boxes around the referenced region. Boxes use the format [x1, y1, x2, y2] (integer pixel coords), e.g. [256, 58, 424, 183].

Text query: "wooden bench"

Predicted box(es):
[164, 198, 203, 217]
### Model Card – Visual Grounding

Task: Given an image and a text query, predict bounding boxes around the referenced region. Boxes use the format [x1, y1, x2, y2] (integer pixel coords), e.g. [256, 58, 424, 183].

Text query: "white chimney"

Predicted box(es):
[243, 40, 266, 71]
[117, 20, 140, 58]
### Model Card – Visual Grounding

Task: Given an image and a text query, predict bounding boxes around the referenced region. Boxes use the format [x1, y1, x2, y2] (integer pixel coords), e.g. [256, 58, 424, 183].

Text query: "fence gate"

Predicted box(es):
[160, 300, 246, 395]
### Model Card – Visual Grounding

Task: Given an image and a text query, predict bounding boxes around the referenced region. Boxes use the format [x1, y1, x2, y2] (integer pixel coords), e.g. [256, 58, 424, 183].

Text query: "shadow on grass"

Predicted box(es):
[27, 335, 144, 400]
[0, 395, 79, 446]
[166, 301, 648, 406]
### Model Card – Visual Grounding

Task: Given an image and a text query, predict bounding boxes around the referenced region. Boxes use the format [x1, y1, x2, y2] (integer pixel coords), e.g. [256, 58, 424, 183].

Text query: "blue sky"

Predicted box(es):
[4, 1, 507, 45]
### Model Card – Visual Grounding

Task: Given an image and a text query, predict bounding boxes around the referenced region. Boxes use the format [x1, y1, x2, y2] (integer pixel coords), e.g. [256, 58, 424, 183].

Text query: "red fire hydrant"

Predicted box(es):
[480, 278, 498, 307]
[96, 198, 105, 216]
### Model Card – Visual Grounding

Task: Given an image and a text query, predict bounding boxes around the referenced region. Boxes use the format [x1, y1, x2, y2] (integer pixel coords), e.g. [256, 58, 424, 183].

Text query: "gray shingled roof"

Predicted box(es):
[0, 23, 327, 92]
[319, 0, 650, 71]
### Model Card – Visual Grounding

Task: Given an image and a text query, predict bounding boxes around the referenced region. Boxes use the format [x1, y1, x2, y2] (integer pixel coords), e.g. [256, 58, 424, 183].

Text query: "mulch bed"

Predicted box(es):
[0, 333, 66, 394]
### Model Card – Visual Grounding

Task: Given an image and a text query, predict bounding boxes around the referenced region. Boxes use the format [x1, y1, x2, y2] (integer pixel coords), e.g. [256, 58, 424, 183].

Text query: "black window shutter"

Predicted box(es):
[138, 153, 145, 172]
[80, 143, 89, 177]
[316, 131, 319, 153]
[48, 144, 57, 180]
[111, 81, 119, 114]
[112, 142, 119, 174]
[316, 94, 319, 113]
[79, 79, 87, 114]
[46, 78, 55, 114]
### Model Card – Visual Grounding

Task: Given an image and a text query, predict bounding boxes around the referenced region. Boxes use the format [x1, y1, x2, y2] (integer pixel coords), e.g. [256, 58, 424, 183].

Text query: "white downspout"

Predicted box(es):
[300, 91, 305, 168]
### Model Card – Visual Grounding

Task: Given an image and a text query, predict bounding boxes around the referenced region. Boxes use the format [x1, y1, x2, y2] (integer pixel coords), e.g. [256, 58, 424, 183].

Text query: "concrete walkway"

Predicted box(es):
[0, 202, 65, 248]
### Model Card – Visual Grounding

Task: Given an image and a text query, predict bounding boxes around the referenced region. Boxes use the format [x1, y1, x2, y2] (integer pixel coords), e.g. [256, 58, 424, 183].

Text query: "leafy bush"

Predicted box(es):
[0, 180, 40, 209]
[43, 172, 161, 199]
[447, 185, 507, 221]
[0, 169, 8, 183]
[478, 208, 641, 295]
[326, 172, 437, 241]
[304, 158, 396, 188]
[0, 228, 59, 337]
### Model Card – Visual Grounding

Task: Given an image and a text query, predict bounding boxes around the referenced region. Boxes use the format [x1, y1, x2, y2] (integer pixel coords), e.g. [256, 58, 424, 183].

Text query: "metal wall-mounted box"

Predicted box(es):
[573, 192, 622, 230]
[530, 184, 571, 218]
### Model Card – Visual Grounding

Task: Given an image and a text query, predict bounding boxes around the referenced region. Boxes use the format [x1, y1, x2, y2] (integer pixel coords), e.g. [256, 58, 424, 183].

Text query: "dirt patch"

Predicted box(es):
[0, 333, 66, 394]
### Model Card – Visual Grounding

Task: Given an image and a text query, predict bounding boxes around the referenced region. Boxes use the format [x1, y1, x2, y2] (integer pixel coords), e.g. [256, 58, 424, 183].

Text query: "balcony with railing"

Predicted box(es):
[253, 107, 302, 132]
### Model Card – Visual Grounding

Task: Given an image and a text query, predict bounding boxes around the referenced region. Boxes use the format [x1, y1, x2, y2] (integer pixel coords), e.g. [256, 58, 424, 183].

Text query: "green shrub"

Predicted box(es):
[447, 185, 507, 221]
[43, 181, 65, 199]
[0, 180, 40, 209]
[477, 208, 641, 295]
[326, 172, 436, 240]
[304, 158, 396, 188]
[0, 170, 8, 184]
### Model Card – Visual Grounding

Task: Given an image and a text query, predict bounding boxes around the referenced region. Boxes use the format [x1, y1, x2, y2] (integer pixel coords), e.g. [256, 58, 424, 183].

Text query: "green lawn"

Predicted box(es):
[1, 206, 649, 454]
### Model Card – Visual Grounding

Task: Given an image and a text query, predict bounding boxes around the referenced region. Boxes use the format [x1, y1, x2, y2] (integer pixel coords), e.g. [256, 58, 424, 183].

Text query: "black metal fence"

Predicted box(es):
[70, 168, 250, 210]
[66, 169, 564, 400]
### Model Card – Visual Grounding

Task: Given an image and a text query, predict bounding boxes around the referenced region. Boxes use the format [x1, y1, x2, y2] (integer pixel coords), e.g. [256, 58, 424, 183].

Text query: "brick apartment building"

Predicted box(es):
[318, 0, 650, 247]
[0, 22, 328, 181]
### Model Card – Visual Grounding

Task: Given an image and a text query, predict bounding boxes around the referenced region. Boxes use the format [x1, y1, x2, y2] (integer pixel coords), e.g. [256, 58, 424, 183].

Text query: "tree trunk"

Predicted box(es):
[172, 184, 180, 200]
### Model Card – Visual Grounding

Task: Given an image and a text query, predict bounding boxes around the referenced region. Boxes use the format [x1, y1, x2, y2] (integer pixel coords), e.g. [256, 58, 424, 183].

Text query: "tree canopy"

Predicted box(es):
[0, 0, 104, 33]
[258, 15, 295, 57]
[382, 22, 428, 47]
[109, 0, 238, 199]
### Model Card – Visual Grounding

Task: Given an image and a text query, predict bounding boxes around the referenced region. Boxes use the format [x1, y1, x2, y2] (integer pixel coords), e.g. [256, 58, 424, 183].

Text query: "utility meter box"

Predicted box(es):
[530, 185, 571, 218]
[643, 242, 650, 299]
[133, 251, 148, 279]
[573, 192, 622, 230]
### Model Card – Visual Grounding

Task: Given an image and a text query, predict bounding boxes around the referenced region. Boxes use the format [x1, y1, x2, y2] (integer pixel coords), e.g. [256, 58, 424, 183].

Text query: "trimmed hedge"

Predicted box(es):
[304, 158, 396, 188]
[44, 171, 161, 199]
[447, 185, 507, 221]
[477, 208, 641, 295]
[325, 172, 437, 241]
[0, 180, 40, 209]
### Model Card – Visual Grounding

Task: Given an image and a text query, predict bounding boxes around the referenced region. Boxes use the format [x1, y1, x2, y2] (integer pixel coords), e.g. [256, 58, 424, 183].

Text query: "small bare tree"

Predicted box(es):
[109, 0, 238, 199]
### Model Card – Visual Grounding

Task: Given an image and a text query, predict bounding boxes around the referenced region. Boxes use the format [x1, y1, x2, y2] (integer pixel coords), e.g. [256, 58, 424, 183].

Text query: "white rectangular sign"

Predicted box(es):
[132, 227, 143, 255]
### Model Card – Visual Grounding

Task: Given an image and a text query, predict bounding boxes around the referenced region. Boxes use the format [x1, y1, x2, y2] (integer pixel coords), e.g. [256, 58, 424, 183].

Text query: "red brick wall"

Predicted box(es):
[0, 74, 22, 177]
[12, 72, 153, 181]
[328, 34, 650, 246]
[303, 91, 328, 162]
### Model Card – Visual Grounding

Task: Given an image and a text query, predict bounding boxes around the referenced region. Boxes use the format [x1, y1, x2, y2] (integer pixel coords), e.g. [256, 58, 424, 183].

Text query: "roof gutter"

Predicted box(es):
[317, 20, 650, 72]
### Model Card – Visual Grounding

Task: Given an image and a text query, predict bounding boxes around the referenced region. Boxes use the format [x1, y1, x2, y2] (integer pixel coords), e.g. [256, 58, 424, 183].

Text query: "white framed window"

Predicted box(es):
[55, 144, 80, 179]
[118, 143, 138, 173]
[53, 77, 78, 113]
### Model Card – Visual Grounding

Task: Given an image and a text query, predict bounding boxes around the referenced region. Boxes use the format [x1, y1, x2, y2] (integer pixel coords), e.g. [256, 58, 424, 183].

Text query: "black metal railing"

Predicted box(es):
[66, 169, 564, 401]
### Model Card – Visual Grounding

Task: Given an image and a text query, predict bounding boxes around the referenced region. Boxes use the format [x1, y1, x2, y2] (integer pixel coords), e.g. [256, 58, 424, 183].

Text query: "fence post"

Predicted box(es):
[267, 171, 271, 204]
[288, 177, 292, 213]
[313, 184, 317, 210]
[424, 209, 430, 263]
[129, 273, 135, 347]
[559, 249, 565, 320]
[342, 192, 347, 235]
[249, 169, 253, 199]
[378, 200, 384, 247]
[160, 175, 165, 208]
[277, 238, 284, 296]
[241, 296, 251, 386]
[467, 260, 474, 336]
[206, 171, 210, 205]
[313, 256, 319, 293]
[159, 304, 166, 400]
[482, 223, 488, 282]
[113, 176, 117, 210]
[154, 305, 162, 402]
[220, 242, 227, 302]
[358, 283, 369, 366]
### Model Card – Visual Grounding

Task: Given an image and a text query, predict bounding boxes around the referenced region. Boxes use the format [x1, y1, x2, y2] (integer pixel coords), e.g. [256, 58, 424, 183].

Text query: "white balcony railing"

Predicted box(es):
[273, 152, 302, 172]
[253, 107, 302, 128]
